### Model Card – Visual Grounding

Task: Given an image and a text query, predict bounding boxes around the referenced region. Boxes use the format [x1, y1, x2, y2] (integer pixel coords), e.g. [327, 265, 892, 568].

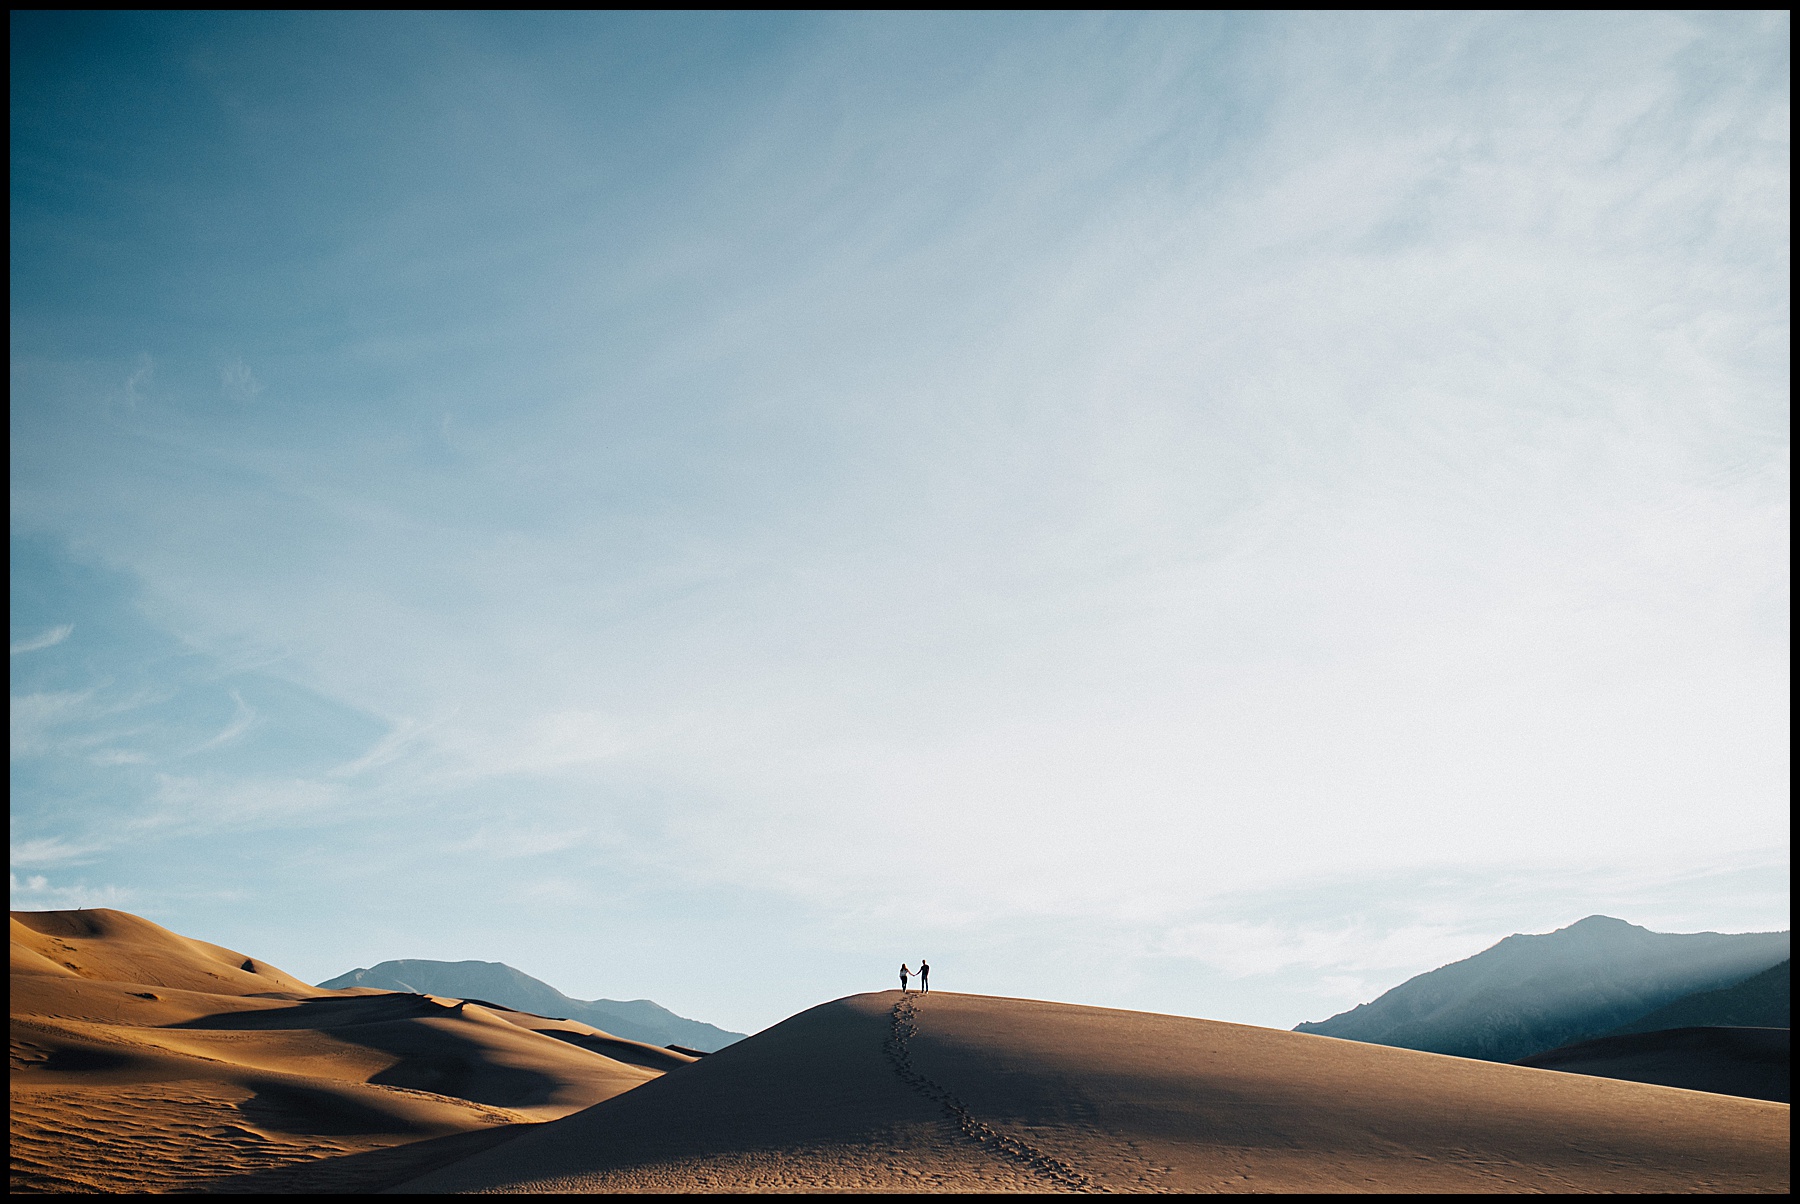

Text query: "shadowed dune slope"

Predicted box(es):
[11, 909, 689, 1194]
[1516, 1026, 1789, 1103]
[1611, 960, 1790, 1035]
[396, 990, 1789, 1194]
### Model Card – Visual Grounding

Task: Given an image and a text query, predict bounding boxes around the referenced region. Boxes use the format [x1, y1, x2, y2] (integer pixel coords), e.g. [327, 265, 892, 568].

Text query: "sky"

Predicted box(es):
[9, 12, 1790, 1037]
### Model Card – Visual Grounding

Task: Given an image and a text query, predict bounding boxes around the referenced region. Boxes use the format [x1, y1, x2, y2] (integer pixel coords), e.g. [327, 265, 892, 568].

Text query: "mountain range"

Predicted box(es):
[318, 959, 745, 1052]
[1294, 916, 1789, 1064]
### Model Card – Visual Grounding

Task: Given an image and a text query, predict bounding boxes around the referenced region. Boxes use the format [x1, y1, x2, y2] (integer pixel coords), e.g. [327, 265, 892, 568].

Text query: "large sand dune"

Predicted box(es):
[13, 912, 1789, 1193]
[399, 990, 1789, 1194]
[10, 910, 689, 1193]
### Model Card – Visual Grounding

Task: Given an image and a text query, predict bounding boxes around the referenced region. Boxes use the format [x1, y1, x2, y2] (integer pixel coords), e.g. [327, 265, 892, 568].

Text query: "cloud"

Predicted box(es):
[416, 709, 629, 782]
[187, 689, 258, 755]
[327, 711, 446, 779]
[10, 836, 111, 868]
[9, 690, 96, 759]
[219, 358, 263, 402]
[3, 13, 1786, 1031]
[123, 354, 153, 407]
[10, 624, 73, 656]
[443, 824, 594, 861]
[136, 772, 348, 835]
[9, 872, 132, 911]
[89, 749, 150, 766]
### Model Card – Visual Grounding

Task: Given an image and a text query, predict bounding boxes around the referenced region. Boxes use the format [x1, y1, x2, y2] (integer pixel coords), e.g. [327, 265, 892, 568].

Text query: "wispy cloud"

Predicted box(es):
[123, 353, 153, 407]
[10, 836, 111, 868]
[9, 872, 132, 911]
[186, 689, 258, 755]
[10, 624, 73, 656]
[5, 13, 1786, 1031]
[219, 358, 263, 402]
[10, 690, 96, 759]
[137, 772, 346, 834]
[89, 749, 150, 766]
[328, 712, 440, 779]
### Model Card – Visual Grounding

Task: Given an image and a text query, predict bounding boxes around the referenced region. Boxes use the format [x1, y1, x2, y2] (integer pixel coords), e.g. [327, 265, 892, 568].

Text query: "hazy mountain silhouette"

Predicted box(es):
[318, 959, 744, 1052]
[1606, 958, 1789, 1035]
[1293, 916, 1789, 1063]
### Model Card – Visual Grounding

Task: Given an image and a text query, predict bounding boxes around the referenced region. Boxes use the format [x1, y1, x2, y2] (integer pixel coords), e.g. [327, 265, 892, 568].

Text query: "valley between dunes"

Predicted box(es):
[10, 909, 691, 1193]
[11, 908, 1790, 1194]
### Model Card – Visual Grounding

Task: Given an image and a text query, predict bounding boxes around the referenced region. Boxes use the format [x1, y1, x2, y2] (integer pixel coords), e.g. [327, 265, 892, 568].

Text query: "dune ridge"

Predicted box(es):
[399, 989, 1789, 1194]
[13, 911, 1789, 1194]
[10, 909, 687, 1194]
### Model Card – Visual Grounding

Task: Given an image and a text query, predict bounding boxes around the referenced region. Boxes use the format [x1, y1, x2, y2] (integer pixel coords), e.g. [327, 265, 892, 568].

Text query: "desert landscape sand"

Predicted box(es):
[10, 909, 690, 1193]
[398, 990, 1789, 1194]
[13, 910, 1790, 1194]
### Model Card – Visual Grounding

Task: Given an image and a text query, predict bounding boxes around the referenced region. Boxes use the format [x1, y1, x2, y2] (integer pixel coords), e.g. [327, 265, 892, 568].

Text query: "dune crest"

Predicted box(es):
[13, 912, 1787, 1194]
[12, 909, 324, 997]
[10, 909, 686, 1194]
[399, 990, 1789, 1194]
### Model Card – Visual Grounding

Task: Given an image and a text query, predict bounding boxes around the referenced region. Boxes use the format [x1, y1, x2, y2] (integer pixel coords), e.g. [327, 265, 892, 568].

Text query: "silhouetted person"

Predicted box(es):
[919, 959, 930, 993]
[900, 963, 912, 992]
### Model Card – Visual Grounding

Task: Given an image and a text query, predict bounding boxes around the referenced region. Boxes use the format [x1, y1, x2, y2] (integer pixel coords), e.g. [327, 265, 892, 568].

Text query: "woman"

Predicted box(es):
[900, 963, 912, 992]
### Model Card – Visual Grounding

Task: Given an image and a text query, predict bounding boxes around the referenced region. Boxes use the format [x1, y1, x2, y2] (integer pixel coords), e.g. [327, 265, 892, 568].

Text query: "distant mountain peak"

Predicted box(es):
[317, 957, 745, 1052]
[1560, 915, 1642, 932]
[1295, 918, 1788, 1064]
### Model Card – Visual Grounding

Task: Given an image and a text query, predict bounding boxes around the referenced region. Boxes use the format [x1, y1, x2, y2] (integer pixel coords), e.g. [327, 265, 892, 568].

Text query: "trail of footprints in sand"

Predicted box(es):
[885, 996, 1093, 1192]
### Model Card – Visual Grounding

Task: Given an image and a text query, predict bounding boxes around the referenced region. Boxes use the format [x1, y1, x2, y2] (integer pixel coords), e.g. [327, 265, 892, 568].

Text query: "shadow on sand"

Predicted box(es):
[166, 994, 569, 1112]
[189, 1125, 530, 1194]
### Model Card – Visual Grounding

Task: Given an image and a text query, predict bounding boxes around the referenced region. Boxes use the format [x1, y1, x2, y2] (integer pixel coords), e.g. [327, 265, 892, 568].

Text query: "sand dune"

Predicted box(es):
[14, 912, 1789, 1194]
[13, 906, 327, 996]
[399, 990, 1789, 1194]
[11, 910, 689, 1194]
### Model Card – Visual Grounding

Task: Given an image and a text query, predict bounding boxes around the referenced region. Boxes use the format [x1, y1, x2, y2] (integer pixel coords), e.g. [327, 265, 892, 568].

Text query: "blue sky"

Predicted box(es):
[10, 12, 1789, 1035]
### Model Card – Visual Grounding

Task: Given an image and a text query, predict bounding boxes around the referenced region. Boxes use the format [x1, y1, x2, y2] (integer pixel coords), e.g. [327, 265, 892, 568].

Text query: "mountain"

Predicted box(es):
[1293, 916, 1789, 1064]
[1606, 959, 1789, 1035]
[318, 959, 744, 1052]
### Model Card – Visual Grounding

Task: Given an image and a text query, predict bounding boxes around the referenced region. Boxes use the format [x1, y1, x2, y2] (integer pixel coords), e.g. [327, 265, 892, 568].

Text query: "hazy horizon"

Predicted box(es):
[11, 12, 1790, 1036]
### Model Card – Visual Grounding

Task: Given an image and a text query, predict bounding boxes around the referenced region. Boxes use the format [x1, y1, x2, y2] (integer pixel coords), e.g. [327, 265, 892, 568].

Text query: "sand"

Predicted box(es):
[398, 990, 1790, 1194]
[10, 909, 690, 1193]
[14, 911, 1789, 1194]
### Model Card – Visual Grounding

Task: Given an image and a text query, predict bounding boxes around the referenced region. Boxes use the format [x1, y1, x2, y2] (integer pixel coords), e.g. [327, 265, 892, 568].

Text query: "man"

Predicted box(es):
[919, 959, 930, 993]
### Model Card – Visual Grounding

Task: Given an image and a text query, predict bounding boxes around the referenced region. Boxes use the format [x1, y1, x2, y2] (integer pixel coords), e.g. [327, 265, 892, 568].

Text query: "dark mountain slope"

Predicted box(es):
[1516, 1026, 1788, 1103]
[1294, 916, 1788, 1063]
[319, 959, 744, 1052]
[1607, 958, 1788, 1035]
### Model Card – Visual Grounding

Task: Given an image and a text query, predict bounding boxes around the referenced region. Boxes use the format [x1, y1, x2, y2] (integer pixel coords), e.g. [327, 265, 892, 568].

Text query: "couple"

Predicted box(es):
[900, 959, 930, 993]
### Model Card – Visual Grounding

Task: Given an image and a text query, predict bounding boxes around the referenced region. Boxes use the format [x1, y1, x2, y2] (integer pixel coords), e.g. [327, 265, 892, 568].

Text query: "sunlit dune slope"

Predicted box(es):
[11, 909, 690, 1194]
[13, 908, 325, 996]
[397, 990, 1789, 1194]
